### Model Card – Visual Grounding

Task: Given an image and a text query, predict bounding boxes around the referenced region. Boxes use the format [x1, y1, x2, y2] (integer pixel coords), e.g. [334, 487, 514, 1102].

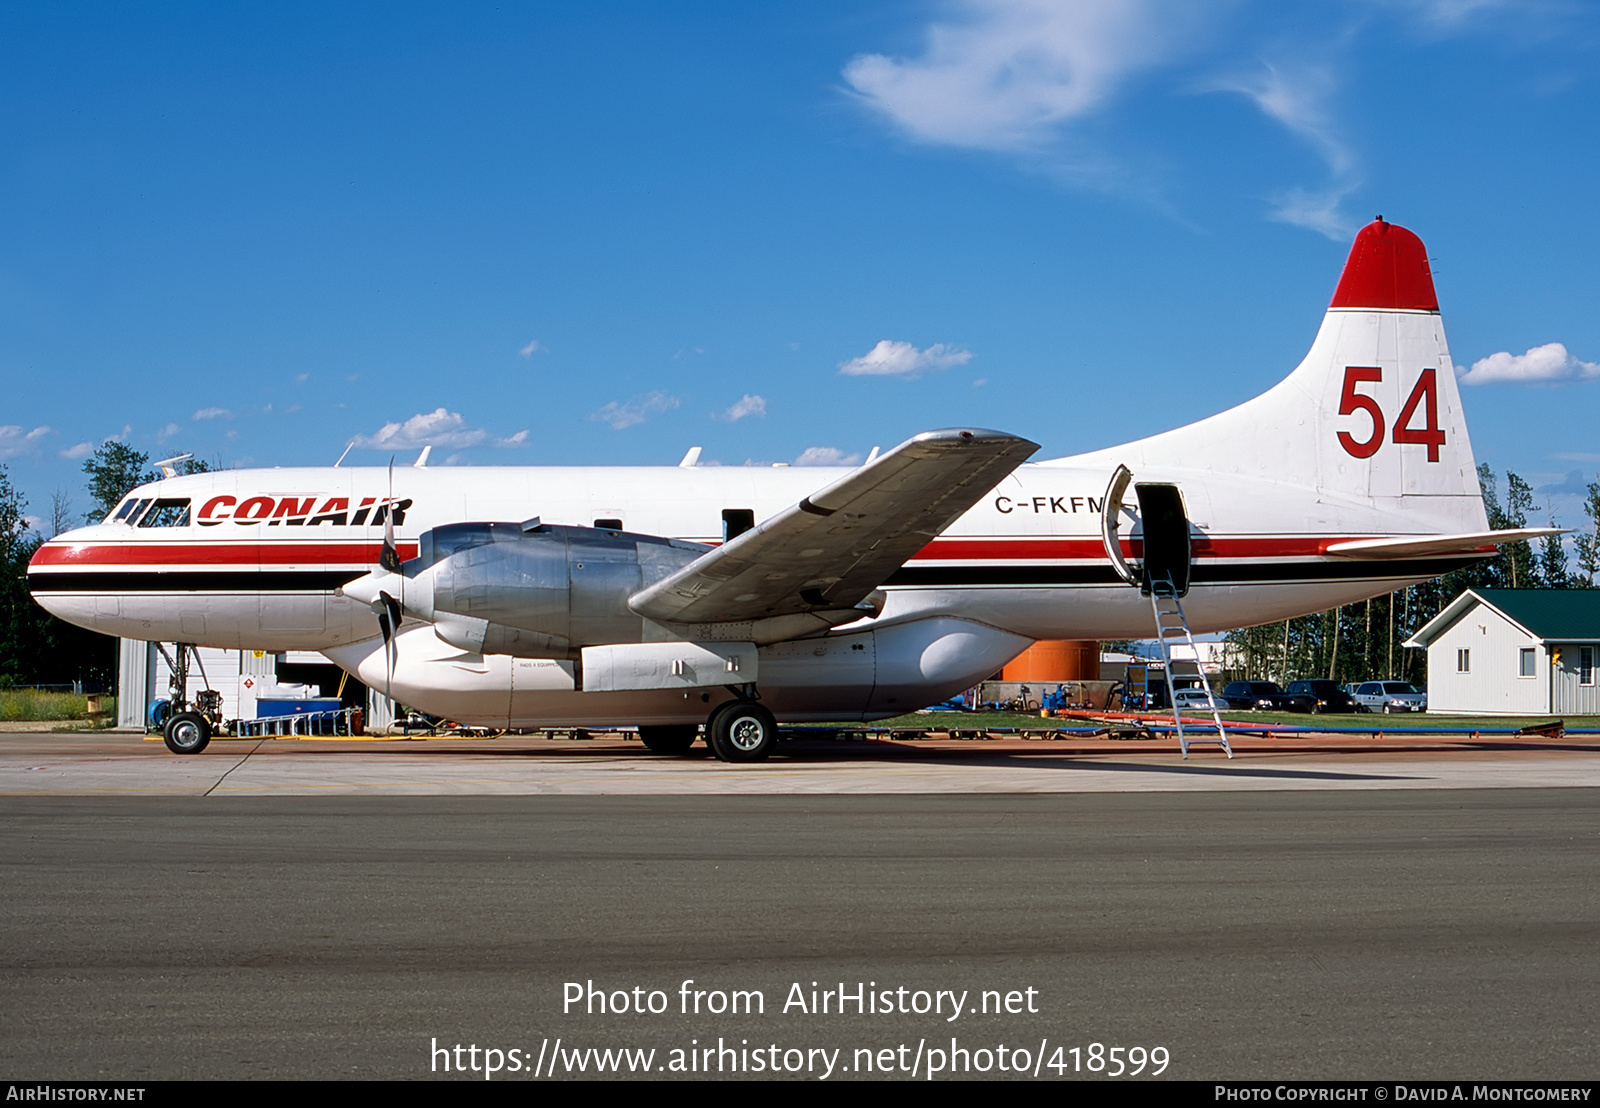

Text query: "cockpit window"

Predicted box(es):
[137, 498, 192, 528]
[109, 497, 154, 525]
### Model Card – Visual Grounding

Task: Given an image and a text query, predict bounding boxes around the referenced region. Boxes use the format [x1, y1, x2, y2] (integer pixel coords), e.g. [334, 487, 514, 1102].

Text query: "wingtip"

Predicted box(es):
[911, 427, 1042, 454]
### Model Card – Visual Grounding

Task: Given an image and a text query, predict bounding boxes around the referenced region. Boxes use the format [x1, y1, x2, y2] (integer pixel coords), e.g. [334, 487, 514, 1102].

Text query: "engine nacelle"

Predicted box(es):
[404, 521, 709, 658]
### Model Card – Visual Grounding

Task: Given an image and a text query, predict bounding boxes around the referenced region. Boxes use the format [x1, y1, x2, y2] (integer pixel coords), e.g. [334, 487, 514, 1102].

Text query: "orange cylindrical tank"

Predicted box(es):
[1001, 640, 1100, 682]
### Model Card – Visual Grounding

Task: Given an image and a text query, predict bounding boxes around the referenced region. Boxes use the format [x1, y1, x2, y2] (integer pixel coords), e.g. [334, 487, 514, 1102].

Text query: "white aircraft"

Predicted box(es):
[29, 218, 1551, 759]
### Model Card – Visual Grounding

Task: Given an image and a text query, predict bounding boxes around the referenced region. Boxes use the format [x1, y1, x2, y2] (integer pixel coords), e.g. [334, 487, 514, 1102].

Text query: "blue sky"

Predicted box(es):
[3, 1, 1597, 533]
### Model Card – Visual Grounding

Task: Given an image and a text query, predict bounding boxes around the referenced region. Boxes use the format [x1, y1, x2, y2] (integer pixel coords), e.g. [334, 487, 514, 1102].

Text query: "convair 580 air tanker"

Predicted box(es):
[28, 219, 1550, 759]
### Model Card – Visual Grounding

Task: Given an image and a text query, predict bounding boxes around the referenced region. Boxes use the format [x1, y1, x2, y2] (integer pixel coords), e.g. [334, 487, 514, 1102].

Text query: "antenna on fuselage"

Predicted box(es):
[152, 454, 193, 478]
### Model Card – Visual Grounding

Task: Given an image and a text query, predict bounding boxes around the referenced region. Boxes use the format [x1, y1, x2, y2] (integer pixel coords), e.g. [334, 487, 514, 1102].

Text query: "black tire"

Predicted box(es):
[638, 724, 698, 755]
[706, 700, 778, 763]
[163, 711, 211, 755]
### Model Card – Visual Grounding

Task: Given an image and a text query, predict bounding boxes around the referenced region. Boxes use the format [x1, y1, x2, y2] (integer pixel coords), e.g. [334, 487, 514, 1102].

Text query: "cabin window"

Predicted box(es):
[722, 508, 755, 542]
[1456, 648, 1470, 674]
[137, 499, 192, 528]
[1518, 648, 1536, 678]
[109, 497, 153, 525]
[1582, 647, 1595, 687]
[593, 518, 623, 531]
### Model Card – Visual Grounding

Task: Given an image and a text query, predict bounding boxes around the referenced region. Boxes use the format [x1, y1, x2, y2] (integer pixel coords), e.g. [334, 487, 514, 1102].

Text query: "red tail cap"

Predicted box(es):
[1329, 218, 1438, 312]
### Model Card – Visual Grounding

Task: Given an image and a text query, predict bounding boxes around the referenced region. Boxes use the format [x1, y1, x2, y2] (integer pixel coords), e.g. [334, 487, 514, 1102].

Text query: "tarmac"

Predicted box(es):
[3, 726, 1597, 1081]
[1, 725, 1597, 796]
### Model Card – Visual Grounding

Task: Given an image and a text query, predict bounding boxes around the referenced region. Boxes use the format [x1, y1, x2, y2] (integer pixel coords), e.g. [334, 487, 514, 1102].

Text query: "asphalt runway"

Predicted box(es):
[2, 730, 1597, 1081]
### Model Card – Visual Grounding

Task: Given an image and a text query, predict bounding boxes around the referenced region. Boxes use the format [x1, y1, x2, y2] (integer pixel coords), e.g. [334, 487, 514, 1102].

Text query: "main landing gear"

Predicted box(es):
[704, 694, 777, 763]
[637, 689, 779, 762]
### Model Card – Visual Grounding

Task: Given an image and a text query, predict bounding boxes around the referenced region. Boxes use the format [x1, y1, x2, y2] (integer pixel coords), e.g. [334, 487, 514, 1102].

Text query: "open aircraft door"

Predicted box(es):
[1100, 466, 1193, 596]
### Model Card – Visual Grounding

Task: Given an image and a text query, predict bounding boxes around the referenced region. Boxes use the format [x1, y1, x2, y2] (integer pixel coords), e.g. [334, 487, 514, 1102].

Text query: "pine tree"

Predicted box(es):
[1504, 471, 1538, 588]
[1574, 477, 1600, 588]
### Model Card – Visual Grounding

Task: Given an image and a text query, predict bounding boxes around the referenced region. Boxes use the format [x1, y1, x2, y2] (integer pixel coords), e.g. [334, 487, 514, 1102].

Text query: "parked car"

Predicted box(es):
[1218, 681, 1317, 712]
[1285, 679, 1360, 713]
[1352, 681, 1428, 713]
[1172, 688, 1224, 712]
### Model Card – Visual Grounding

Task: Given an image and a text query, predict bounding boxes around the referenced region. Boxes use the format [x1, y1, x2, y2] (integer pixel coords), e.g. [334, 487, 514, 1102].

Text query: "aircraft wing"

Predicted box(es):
[629, 428, 1039, 626]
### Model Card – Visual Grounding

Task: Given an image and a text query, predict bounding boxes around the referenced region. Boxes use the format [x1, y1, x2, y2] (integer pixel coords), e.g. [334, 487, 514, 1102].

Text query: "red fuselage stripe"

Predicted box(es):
[27, 535, 1406, 570]
[30, 542, 422, 567]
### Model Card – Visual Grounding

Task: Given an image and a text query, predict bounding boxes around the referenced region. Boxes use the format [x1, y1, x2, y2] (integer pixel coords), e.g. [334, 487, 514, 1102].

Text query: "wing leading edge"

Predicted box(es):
[629, 428, 1039, 628]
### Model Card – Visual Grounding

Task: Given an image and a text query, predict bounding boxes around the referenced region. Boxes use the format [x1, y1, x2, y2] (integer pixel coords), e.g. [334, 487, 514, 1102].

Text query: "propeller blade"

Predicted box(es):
[380, 458, 401, 572]
[376, 590, 401, 709]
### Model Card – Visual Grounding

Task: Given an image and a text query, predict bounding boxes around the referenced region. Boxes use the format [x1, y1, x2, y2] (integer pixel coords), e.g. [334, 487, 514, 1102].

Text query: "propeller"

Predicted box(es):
[336, 459, 406, 720]
[375, 460, 402, 712]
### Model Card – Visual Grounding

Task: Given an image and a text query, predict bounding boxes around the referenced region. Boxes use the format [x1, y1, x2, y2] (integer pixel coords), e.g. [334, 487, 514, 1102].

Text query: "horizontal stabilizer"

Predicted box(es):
[1323, 528, 1564, 559]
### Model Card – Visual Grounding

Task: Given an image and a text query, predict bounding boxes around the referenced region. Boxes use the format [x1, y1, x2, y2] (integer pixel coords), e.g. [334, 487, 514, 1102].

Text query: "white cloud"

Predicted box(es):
[519, 340, 545, 358]
[1459, 343, 1600, 386]
[496, 429, 530, 447]
[843, 0, 1200, 152]
[155, 423, 181, 444]
[352, 408, 490, 449]
[1208, 63, 1361, 240]
[0, 425, 51, 460]
[718, 394, 767, 421]
[60, 442, 94, 460]
[193, 407, 231, 421]
[839, 340, 972, 379]
[589, 392, 680, 430]
[295, 372, 310, 383]
[794, 446, 864, 467]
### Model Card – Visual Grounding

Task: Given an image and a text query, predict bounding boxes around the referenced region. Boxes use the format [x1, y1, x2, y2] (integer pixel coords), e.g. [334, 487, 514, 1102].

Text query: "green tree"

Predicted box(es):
[0, 464, 120, 690]
[82, 441, 154, 522]
[1504, 472, 1539, 588]
[1537, 523, 1570, 588]
[1574, 478, 1600, 588]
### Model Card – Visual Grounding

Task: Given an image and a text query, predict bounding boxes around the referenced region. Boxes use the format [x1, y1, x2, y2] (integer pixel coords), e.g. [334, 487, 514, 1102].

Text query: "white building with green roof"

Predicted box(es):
[1405, 589, 1600, 716]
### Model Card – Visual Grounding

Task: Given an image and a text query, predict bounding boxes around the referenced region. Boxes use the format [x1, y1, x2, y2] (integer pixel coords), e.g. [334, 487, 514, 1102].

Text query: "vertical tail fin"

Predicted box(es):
[1067, 218, 1487, 534]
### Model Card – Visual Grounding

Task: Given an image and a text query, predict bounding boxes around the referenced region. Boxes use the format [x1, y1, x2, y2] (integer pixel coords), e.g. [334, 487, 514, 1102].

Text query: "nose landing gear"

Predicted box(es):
[154, 643, 223, 754]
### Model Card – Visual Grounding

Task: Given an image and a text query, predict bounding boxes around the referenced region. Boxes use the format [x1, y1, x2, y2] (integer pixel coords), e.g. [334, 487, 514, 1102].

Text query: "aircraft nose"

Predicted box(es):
[25, 526, 107, 620]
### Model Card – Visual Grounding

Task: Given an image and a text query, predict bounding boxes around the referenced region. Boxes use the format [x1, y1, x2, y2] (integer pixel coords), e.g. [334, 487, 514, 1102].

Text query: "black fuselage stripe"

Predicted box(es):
[28, 556, 1483, 595]
[28, 571, 367, 593]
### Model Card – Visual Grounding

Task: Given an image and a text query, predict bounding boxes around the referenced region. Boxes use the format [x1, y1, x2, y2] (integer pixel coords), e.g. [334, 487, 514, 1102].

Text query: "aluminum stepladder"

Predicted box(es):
[1146, 569, 1231, 759]
[1101, 465, 1231, 759]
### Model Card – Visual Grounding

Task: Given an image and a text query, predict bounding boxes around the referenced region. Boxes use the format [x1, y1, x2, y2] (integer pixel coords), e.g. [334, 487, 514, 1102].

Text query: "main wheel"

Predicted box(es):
[706, 700, 778, 763]
[638, 724, 698, 755]
[163, 711, 212, 755]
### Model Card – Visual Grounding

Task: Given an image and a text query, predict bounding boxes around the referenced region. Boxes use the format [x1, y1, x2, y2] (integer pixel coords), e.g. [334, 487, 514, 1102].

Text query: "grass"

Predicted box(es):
[0, 690, 114, 722]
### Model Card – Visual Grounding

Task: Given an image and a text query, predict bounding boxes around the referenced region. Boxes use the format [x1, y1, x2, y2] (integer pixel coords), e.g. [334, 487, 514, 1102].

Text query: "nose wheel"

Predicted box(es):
[705, 699, 777, 762]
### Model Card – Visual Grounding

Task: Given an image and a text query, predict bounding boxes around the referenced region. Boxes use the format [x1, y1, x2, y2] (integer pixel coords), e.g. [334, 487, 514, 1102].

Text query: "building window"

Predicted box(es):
[1519, 648, 1536, 677]
[1457, 648, 1470, 674]
[1582, 647, 1595, 687]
